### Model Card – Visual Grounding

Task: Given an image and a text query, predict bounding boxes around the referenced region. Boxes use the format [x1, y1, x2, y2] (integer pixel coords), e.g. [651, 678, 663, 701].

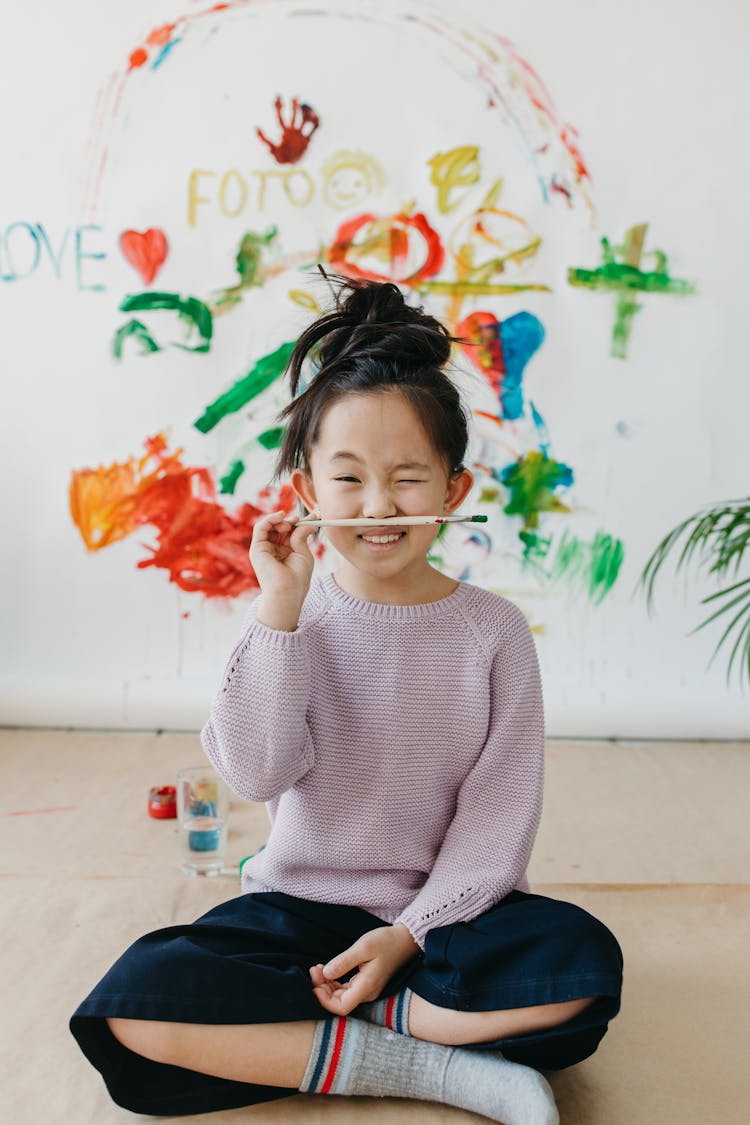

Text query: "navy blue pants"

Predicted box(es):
[70, 888, 623, 1117]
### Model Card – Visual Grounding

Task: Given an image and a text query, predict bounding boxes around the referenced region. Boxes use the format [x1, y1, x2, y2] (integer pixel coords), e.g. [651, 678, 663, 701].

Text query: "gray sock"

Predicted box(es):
[298, 1015, 559, 1125]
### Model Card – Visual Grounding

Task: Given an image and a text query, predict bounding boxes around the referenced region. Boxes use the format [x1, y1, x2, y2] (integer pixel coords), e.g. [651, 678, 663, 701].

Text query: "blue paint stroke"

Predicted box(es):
[152, 35, 184, 70]
[498, 311, 545, 420]
[530, 400, 550, 454]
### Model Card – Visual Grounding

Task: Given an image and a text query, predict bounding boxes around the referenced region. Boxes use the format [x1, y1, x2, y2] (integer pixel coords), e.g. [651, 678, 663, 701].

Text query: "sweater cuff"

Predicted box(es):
[244, 615, 306, 644]
[393, 884, 492, 952]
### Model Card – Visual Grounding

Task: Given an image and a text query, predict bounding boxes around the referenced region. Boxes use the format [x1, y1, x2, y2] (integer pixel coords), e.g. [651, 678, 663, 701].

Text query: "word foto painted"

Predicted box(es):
[187, 145, 391, 226]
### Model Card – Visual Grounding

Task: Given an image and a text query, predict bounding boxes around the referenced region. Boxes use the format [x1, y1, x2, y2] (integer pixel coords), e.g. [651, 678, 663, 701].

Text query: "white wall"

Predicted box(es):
[1, 0, 747, 736]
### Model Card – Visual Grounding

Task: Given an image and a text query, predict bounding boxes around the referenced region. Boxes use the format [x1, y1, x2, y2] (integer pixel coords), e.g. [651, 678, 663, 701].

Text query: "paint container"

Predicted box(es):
[148, 786, 177, 819]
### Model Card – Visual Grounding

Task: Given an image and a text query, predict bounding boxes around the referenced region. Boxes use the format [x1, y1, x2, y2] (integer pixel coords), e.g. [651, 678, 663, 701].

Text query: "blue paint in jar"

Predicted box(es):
[188, 799, 221, 851]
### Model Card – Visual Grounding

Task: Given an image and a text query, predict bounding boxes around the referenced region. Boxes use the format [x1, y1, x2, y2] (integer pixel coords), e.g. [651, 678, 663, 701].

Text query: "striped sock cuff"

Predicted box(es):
[299, 1016, 363, 1095]
[383, 986, 412, 1034]
[359, 986, 413, 1034]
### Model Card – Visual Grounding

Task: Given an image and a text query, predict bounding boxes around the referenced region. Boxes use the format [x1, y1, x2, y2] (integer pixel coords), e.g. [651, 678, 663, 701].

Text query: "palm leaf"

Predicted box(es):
[693, 579, 750, 686]
[636, 497, 750, 689]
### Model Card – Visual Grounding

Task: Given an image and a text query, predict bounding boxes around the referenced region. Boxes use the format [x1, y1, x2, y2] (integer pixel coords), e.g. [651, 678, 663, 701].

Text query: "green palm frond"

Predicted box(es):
[636, 497, 750, 689]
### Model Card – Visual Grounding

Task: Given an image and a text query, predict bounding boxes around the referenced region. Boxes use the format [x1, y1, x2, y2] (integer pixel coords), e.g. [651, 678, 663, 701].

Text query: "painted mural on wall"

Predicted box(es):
[0, 0, 696, 608]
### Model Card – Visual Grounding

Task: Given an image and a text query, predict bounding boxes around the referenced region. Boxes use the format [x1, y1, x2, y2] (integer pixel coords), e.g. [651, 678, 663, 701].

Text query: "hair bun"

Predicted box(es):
[341, 279, 409, 326]
[314, 269, 453, 370]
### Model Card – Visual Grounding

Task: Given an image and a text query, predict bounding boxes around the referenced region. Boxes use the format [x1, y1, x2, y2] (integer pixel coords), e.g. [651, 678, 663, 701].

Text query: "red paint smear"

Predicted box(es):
[7, 806, 76, 816]
[496, 34, 591, 185]
[550, 179, 573, 204]
[128, 47, 148, 71]
[126, 20, 180, 73]
[329, 207, 444, 286]
[70, 433, 298, 598]
[474, 411, 505, 430]
[559, 123, 590, 184]
[119, 228, 169, 285]
[456, 311, 505, 395]
[147, 23, 177, 48]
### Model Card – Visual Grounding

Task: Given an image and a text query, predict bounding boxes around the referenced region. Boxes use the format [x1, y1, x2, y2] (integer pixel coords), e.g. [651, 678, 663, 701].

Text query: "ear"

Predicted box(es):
[290, 467, 318, 514]
[444, 467, 475, 514]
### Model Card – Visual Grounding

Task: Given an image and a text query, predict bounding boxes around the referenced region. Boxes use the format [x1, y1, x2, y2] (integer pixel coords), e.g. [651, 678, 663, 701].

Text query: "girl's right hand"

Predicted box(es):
[248, 510, 319, 603]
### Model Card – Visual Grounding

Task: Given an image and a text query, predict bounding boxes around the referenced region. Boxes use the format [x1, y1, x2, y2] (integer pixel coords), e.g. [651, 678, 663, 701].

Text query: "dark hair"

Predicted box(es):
[271, 268, 471, 492]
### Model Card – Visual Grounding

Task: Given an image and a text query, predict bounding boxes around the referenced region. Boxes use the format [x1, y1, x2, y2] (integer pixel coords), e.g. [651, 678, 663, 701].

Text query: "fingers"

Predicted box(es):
[252, 510, 294, 545]
[322, 943, 362, 982]
[251, 510, 318, 555]
[311, 981, 359, 1016]
[290, 518, 320, 546]
[309, 963, 370, 1017]
[310, 962, 349, 1012]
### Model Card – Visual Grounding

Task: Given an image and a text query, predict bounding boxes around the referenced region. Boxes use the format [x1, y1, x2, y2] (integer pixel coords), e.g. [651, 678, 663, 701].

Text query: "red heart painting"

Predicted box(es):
[119, 228, 169, 285]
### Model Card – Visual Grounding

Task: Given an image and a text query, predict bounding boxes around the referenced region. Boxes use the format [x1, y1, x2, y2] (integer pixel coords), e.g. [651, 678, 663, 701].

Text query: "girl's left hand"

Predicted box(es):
[309, 924, 419, 1017]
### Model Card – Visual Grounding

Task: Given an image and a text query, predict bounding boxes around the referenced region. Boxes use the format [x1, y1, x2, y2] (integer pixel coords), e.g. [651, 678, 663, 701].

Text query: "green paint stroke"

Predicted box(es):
[114, 292, 213, 356]
[521, 527, 624, 604]
[426, 521, 450, 567]
[548, 527, 624, 603]
[113, 319, 161, 358]
[256, 426, 286, 450]
[500, 450, 572, 531]
[193, 341, 295, 433]
[210, 226, 279, 311]
[568, 223, 696, 359]
[219, 460, 245, 495]
[218, 429, 287, 495]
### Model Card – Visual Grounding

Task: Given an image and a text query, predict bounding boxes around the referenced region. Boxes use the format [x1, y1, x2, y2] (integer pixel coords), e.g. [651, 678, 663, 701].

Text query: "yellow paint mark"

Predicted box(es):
[428, 145, 481, 214]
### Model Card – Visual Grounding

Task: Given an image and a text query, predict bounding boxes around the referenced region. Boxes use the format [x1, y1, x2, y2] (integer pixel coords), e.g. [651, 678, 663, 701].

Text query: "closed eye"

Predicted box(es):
[335, 477, 424, 483]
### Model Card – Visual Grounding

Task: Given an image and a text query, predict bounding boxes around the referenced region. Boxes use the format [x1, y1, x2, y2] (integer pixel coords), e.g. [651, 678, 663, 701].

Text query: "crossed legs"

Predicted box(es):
[106, 993, 598, 1088]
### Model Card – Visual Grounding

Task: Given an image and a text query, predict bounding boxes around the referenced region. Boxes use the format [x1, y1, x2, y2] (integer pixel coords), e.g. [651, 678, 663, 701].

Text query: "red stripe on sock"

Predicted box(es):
[385, 994, 397, 1029]
[320, 1016, 347, 1094]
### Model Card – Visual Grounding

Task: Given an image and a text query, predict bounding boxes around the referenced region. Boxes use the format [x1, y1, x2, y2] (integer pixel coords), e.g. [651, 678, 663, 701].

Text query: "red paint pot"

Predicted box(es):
[148, 785, 177, 818]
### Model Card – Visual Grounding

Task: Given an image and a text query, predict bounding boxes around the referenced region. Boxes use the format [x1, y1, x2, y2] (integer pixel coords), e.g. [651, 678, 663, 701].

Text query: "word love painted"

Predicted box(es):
[0, 222, 106, 289]
[0, 224, 170, 289]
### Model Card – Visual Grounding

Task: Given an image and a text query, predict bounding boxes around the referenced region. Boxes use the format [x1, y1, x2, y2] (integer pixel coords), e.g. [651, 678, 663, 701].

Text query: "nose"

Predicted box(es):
[360, 491, 400, 520]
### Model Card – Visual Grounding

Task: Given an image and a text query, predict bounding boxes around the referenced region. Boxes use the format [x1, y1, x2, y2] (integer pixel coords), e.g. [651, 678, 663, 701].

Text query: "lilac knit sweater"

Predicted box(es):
[200, 570, 545, 952]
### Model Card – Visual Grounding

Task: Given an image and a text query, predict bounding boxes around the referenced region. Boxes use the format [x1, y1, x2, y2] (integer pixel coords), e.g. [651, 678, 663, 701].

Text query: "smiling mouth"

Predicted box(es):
[358, 531, 407, 545]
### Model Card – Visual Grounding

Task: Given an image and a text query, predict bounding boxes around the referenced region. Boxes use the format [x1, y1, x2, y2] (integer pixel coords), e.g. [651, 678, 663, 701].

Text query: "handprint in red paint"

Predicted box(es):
[255, 95, 320, 164]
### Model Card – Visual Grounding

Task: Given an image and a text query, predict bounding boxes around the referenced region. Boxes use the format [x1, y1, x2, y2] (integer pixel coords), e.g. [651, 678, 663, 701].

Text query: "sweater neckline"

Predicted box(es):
[318, 570, 470, 619]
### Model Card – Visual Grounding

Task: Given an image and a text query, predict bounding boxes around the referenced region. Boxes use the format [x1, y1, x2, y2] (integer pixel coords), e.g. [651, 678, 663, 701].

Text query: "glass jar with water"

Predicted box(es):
[176, 766, 229, 876]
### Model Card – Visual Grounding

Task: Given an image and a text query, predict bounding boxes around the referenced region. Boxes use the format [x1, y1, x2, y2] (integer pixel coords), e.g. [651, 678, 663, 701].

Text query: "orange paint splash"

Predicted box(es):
[69, 433, 298, 597]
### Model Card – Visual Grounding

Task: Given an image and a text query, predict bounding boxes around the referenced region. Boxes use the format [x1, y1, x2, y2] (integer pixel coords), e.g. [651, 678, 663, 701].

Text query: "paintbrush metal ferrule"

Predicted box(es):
[295, 514, 488, 528]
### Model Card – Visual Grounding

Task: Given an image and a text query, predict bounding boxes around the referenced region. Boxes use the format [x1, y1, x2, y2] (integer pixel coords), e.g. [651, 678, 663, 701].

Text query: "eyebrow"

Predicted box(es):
[329, 451, 432, 471]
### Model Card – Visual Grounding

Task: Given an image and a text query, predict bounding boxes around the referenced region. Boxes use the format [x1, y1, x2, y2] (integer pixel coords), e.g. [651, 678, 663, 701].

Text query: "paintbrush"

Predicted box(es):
[293, 514, 488, 528]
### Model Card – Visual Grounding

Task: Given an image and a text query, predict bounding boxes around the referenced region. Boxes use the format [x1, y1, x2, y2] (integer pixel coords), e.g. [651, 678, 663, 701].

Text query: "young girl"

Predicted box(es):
[70, 271, 623, 1123]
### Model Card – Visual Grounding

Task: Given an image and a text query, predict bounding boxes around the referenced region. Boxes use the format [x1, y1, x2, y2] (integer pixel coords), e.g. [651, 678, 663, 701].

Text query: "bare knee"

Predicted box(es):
[106, 1016, 178, 1063]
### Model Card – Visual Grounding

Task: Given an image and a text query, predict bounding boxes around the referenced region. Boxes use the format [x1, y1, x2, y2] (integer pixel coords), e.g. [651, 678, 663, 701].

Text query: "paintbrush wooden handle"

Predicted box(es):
[295, 514, 488, 528]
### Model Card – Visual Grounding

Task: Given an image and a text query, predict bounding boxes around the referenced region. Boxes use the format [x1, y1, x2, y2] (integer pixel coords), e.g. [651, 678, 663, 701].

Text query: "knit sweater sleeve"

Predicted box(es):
[199, 601, 315, 802]
[392, 604, 545, 952]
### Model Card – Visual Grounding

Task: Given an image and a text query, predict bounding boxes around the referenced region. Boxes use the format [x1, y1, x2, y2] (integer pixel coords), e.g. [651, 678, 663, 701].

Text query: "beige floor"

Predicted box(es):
[2, 729, 749, 1124]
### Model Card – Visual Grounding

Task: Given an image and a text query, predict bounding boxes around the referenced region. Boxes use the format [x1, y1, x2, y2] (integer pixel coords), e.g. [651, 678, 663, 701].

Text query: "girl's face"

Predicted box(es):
[290, 390, 474, 599]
